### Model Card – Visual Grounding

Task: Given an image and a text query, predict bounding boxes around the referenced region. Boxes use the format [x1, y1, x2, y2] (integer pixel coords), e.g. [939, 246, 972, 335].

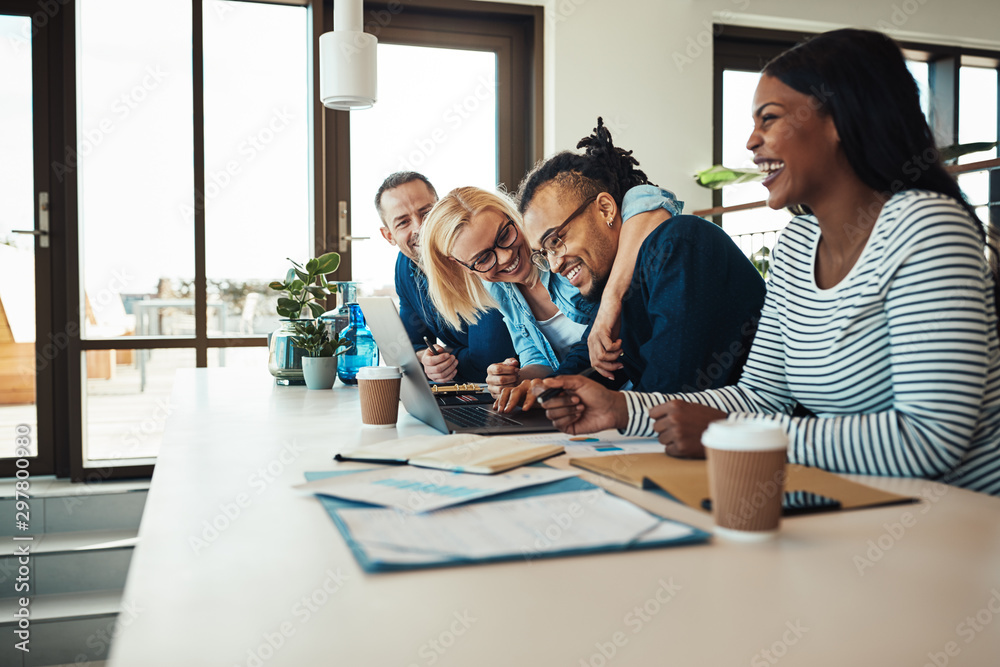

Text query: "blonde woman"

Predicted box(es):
[419, 187, 595, 411]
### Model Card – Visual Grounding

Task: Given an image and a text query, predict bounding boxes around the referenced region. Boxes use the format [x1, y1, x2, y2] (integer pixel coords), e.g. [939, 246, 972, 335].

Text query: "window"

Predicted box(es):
[74, 0, 310, 474]
[3, 0, 540, 480]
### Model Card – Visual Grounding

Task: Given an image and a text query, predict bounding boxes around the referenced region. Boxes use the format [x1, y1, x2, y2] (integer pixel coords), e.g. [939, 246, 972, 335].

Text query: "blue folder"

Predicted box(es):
[305, 470, 711, 573]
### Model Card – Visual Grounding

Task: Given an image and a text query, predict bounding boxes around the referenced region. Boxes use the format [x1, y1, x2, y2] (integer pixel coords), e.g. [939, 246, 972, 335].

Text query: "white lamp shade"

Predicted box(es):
[319, 30, 377, 110]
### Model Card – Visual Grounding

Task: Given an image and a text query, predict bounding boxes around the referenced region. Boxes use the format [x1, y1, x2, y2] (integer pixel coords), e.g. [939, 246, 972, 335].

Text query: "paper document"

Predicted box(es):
[336, 489, 697, 563]
[297, 465, 574, 513]
[514, 432, 665, 457]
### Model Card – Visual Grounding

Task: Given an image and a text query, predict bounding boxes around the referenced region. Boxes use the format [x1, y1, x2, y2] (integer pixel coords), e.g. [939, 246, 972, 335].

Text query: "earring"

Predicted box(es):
[607, 220, 614, 228]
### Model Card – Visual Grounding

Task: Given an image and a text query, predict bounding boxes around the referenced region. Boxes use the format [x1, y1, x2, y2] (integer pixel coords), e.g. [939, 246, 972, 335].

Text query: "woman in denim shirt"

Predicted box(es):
[420, 184, 684, 411]
[420, 187, 593, 404]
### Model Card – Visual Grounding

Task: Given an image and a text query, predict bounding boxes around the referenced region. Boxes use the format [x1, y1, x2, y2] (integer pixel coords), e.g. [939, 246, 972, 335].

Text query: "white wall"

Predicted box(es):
[480, 0, 1000, 211]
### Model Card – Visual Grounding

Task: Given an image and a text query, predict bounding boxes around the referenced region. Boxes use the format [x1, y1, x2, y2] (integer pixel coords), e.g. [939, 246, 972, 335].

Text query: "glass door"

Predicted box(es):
[0, 5, 55, 474]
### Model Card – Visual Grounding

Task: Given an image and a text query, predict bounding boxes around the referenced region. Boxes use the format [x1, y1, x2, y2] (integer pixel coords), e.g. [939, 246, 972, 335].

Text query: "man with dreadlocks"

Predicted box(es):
[516, 118, 766, 396]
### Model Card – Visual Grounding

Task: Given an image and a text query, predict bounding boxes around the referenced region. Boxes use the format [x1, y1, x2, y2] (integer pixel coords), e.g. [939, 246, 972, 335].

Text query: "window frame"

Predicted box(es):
[0, 0, 57, 478]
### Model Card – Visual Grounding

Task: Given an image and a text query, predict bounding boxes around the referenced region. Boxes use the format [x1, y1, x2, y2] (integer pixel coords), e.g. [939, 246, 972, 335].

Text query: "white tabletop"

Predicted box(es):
[108, 368, 1000, 667]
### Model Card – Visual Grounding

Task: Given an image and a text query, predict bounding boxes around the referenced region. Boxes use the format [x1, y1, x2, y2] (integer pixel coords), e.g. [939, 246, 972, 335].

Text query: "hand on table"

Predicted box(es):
[419, 347, 458, 383]
[532, 375, 627, 435]
[493, 378, 546, 413]
[648, 400, 726, 459]
[486, 358, 520, 399]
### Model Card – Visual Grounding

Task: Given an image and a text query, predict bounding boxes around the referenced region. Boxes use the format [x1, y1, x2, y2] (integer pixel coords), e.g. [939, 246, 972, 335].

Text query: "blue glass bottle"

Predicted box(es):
[337, 303, 378, 385]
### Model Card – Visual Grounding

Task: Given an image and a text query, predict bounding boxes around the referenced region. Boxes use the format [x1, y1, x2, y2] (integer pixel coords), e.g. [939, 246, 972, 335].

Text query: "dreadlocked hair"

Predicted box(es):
[516, 117, 656, 213]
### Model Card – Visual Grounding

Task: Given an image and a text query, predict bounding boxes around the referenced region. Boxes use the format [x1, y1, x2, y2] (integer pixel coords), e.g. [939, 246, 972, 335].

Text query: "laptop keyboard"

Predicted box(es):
[445, 405, 522, 428]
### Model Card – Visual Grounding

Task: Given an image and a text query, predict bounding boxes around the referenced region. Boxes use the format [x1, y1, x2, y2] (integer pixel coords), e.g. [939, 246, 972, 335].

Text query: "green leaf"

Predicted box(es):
[305, 285, 327, 298]
[694, 165, 764, 189]
[268, 281, 285, 291]
[276, 305, 297, 318]
[939, 141, 998, 162]
[285, 268, 296, 284]
[306, 258, 319, 275]
[294, 268, 309, 282]
[287, 279, 305, 295]
[307, 301, 326, 318]
[288, 258, 304, 270]
[315, 252, 341, 275]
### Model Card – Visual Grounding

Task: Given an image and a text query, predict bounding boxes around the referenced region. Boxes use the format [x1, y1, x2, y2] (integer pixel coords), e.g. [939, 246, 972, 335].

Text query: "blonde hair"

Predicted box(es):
[419, 186, 539, 330]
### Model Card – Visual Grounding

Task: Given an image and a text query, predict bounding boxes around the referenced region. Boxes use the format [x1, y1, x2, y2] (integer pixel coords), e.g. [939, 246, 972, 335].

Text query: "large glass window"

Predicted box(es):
[77, 0, 310, 465]
[203, 0, 310, 338]
[349, 44, 498, 296]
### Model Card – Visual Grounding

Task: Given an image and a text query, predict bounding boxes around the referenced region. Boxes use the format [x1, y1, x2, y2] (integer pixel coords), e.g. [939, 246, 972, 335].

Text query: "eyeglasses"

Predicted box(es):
[454, 218, 519, 273]
[529, 194, 599, 271]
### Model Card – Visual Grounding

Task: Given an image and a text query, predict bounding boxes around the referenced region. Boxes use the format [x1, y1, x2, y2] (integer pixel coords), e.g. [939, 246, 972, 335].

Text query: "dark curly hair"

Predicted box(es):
[515, 117, 656, 213]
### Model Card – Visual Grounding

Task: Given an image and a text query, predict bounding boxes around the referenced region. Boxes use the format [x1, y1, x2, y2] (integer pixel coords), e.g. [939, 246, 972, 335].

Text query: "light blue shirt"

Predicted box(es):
[487, 271, 596, 370]
[621, 184, 684, 221]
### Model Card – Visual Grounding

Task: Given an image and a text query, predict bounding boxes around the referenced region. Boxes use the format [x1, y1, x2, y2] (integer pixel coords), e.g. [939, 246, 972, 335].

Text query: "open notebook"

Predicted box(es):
[336, 433, 565, 474]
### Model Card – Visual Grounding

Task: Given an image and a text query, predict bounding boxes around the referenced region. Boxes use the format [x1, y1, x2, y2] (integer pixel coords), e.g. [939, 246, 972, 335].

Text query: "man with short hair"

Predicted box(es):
[375, 172, 515, 383]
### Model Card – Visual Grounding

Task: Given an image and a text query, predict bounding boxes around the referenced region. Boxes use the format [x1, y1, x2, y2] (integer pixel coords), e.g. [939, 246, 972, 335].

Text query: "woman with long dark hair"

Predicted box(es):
[534, 29, 1000, 494]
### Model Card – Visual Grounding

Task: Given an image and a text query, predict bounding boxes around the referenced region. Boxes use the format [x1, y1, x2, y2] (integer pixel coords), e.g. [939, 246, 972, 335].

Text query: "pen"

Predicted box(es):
[536, 366, 601, 403]
[423, 336, 443, 355]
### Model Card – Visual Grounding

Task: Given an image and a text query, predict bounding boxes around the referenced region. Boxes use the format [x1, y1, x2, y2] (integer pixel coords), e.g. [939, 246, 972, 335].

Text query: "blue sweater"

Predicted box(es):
[394, 253, 516, 383]
[556, 215, 766, 393]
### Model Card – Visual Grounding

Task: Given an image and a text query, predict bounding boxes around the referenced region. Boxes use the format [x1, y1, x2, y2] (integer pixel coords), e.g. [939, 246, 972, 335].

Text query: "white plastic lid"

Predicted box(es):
[701, 420, 788, 452]
[356, 366, 401, 380]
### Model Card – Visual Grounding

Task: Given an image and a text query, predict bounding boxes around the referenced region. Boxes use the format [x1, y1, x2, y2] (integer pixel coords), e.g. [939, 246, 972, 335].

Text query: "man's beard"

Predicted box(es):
[582, 268, 608, 302]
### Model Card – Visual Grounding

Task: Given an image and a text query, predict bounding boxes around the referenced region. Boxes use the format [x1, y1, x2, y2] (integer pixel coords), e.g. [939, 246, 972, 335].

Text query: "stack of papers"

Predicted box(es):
[297, 465, 575, 513]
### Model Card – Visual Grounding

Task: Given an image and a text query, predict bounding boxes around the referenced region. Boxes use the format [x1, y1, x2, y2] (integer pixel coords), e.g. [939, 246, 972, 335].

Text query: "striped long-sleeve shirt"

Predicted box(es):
[622, 190, 1000, 495]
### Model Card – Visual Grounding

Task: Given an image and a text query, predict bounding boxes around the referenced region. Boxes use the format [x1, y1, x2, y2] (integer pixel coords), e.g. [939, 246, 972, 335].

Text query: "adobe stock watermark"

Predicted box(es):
[52, 66, 169, 182]
[578, 578, 682, 666]
[546, 0, 588, 25]
[71, 600, 144, 666]
[874, 0, 933, 33]
[750, 620, 809, 666]
[395, 75, 496, 173]
[18, 269, 134, 384]
[6, 0, 70, 53]
[520, 487, 603, 561]
[178, 107, 295, 225]
[406, 610, 477, 667]
[921, 588, 1000, 667]
[188, 440, 306, 555]
[237, 568, 351, 667]
[853, 470, 959, 576]
[672, 0, 752, 72]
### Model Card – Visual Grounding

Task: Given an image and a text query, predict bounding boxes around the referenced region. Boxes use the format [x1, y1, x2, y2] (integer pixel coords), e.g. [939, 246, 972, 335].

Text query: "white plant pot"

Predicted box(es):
[301, 356, 339, 390]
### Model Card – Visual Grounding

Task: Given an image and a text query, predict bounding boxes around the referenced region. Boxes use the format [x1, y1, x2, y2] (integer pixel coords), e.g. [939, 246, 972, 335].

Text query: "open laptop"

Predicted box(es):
[358, 297, 558, 435]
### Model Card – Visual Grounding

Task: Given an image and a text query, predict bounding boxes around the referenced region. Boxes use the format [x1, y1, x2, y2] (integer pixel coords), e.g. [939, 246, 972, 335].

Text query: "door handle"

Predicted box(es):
[337, 200, 370, 252]
[12, 192, 49, 248]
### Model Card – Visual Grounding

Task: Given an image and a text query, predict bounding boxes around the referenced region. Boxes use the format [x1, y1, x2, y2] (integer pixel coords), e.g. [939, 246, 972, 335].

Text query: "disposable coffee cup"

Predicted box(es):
[702, 420, 788, 541]
[357, 366, 402, 428]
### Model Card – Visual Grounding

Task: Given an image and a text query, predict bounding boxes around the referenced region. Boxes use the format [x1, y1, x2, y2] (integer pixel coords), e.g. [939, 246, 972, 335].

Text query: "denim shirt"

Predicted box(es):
[621, 184, 684, 221]
[487, 271, 596, 370]
[395, 253, 515, 382]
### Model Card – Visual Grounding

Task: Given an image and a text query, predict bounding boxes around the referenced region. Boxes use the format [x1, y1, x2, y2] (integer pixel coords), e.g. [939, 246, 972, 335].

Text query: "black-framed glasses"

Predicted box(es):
[454, 218, 519, 273]
[530, 194, 599, 271]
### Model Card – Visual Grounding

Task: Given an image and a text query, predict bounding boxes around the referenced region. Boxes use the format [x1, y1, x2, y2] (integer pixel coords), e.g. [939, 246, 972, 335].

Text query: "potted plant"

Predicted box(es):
[266, 252, 341, 384]
[290, 320, 350, 390]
